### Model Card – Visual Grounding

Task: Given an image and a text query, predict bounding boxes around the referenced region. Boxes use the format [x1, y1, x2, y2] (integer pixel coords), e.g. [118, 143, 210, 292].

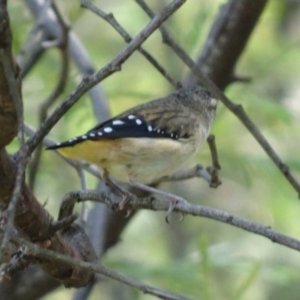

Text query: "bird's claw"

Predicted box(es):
[115, 191, 133, 218]
[165, 199, 185, 223]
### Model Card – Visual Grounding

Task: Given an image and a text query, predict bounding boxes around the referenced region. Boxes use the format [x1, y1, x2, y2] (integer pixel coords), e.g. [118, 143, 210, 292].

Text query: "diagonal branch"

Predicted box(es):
[59, 190, 300, 252]
[187, 0, 269, 88]
[81, 0, 181, 89]
[10, 236, 192, 300]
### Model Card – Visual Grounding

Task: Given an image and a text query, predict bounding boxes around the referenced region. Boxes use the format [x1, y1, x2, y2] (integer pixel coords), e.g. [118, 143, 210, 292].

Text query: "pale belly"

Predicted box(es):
[98, 137, 204, 184]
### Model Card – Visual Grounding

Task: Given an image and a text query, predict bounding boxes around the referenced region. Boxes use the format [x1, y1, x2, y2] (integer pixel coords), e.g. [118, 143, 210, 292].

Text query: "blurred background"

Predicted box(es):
[6, 0, 300, 299]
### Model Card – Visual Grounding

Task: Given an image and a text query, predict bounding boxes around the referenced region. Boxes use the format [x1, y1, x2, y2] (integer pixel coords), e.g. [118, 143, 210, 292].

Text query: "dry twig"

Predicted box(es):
[58, 189, 300, 253]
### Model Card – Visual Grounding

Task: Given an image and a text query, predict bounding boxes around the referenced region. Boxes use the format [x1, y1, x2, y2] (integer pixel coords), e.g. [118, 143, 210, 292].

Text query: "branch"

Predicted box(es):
[0, 0, 26, 260]
[206, 134, 222, 188]
[0, 3, 18, 148]
[8, 237, 191, 300]
[187, 0, 268, 88]
[80, 0, 181, 89]
[59, 190, 300, 253]
[160, 164, 212, 184]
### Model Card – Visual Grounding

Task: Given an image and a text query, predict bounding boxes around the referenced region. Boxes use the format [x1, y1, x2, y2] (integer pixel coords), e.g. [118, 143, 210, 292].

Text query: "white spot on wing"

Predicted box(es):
[56, 142, 61, 146]
[148, 125, 152, 132]
[104, 127, 113, 133]
[210, 98, 217, 107]
[98, 132, 103, 136]
[128, 115, 135, 119]
[113, 120, 125, 125]
[136, 119, 142, 125]
[81, 135, 87, 139]
[157, 129, 160, 133]
[89, 133, 95, 137]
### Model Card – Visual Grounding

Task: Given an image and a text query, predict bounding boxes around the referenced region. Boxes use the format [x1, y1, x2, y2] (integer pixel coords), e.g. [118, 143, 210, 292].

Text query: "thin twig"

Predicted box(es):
[135, 0, 300, 197]
[0, 237, 29, 281]
[160, 164, 211, 183]
[206, 135, 222, 188]
[207, 135, 221, 170]
[11, 236, 191, 300]
[50, 214, 78, 234]
[16, 21, 42, 72]
[75, 166, 89, 223]
[80, 0, 181, 89]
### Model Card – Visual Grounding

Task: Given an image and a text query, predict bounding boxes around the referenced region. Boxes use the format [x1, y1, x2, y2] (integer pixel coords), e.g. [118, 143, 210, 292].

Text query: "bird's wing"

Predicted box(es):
[47, 97, 197, 150]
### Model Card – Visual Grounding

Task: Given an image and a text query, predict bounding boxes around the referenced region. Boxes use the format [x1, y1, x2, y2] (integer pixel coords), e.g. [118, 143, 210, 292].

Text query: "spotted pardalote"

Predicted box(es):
[47, 86, 217, 185]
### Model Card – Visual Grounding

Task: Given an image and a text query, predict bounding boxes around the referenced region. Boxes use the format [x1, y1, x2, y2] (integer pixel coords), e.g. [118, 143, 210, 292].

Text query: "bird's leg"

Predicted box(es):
[101, 169, 132, 211]
[129, 179, 187, 222]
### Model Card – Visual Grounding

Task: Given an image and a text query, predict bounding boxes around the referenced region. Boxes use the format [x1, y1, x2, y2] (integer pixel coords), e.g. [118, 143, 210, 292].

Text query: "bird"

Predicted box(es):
[47, 86, 217, 209]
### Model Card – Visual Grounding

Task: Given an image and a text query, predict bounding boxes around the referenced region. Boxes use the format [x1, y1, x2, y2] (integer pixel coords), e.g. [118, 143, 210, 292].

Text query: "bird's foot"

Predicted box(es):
[129, 179, 187, 223]
[118, 191, 133, 217]
[165, 197, 186, 223]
